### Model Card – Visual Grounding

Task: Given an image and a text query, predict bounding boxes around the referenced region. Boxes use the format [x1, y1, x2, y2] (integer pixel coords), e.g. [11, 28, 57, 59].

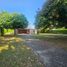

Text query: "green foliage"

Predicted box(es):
[0, 12, 12, 28]
[4, 29, 14, 35]
[35, 0, 67, 30]
[11, 13, 28, 29]
[51, 29, 67, 34]
[0, 12, 28, 36]
[39, 28, 67, 34]
[0, 12, 28, 29]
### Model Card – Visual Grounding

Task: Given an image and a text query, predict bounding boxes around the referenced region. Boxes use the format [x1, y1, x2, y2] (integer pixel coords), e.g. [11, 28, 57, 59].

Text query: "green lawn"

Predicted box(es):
[33, 34, 67, 50]
[0, 36, 44, 67]
[4, 29, 14, 35]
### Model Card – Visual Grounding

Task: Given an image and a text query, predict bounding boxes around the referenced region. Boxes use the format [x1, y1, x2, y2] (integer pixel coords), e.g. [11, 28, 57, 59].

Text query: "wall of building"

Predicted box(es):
[17, 29, 37, 34]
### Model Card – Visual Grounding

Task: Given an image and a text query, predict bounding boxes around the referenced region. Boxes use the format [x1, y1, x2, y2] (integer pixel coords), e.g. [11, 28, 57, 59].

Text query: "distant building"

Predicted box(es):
[17, 28, 37, 34]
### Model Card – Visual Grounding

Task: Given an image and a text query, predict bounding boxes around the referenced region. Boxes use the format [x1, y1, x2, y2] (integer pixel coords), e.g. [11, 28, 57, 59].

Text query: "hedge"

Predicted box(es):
[50, 29, 67, 34]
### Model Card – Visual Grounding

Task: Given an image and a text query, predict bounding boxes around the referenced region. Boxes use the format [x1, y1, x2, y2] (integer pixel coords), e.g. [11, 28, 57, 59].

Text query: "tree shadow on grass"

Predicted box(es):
[0, 36, 25, 53]
[0, 36, 44, 67]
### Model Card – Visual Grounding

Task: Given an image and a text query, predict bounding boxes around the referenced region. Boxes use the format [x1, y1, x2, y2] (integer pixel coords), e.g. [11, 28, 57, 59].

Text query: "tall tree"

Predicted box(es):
[11, 13, 28, 35]
[0, 12, 12, 36]
[0, 12, 28, 36]
[35, 0, 67, 32]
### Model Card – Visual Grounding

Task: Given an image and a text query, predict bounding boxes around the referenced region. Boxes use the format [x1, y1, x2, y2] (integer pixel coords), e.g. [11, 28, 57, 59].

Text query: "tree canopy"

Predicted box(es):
[0, 12, 28, 36]
[35, 0, 67, 31]
[11, 13, 28, 29]
[0, 12, 12, 29]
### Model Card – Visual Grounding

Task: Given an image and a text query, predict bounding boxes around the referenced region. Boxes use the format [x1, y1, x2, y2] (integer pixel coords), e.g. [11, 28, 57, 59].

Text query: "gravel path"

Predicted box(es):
[19, 34, 67, 67]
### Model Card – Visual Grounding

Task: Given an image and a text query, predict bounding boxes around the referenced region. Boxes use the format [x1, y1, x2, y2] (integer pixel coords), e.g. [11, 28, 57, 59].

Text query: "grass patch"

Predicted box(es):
[0, 36, 44, 67]
[4, 29, 14, 35]
[33, 34, 67, 50]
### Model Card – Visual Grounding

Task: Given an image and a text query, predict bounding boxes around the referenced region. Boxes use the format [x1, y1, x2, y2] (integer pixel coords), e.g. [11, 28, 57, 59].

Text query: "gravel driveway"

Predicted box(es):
[18, 34, 67, 67]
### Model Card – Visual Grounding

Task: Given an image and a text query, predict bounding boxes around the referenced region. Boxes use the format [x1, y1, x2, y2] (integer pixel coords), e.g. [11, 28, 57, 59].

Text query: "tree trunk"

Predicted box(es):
[1, 27, 4, 36]
[7, 29, 8, 32]
[14, 29, 17, 36]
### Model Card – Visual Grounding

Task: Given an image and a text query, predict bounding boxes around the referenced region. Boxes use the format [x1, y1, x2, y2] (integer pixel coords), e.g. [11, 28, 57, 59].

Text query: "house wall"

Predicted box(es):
[17, 29, 37, 34]
[17, 29, 30, 34]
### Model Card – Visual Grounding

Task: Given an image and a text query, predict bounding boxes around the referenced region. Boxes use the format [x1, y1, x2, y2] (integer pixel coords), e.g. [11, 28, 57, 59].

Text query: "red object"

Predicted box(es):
[17, 29, 30, 34]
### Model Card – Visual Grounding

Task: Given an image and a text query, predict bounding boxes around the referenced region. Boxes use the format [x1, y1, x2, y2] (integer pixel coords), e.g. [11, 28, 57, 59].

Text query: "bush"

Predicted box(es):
[39, 28, 50, 33]
[51, 29, 67, 34]
[39, 28, 67, 34]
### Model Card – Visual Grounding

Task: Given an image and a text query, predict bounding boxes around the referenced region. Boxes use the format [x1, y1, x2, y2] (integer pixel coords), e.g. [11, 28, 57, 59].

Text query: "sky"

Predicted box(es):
[0, 0, 46, 29]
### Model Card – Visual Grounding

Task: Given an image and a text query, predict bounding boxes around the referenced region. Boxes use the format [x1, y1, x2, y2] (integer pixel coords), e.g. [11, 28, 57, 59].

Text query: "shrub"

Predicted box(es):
[51, 29, 67, 34]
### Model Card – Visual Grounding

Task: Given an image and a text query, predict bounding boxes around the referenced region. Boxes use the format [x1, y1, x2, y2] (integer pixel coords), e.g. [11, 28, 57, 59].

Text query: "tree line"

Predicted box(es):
[35, 0, 67, 32]
[0, 12, 28, 36]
